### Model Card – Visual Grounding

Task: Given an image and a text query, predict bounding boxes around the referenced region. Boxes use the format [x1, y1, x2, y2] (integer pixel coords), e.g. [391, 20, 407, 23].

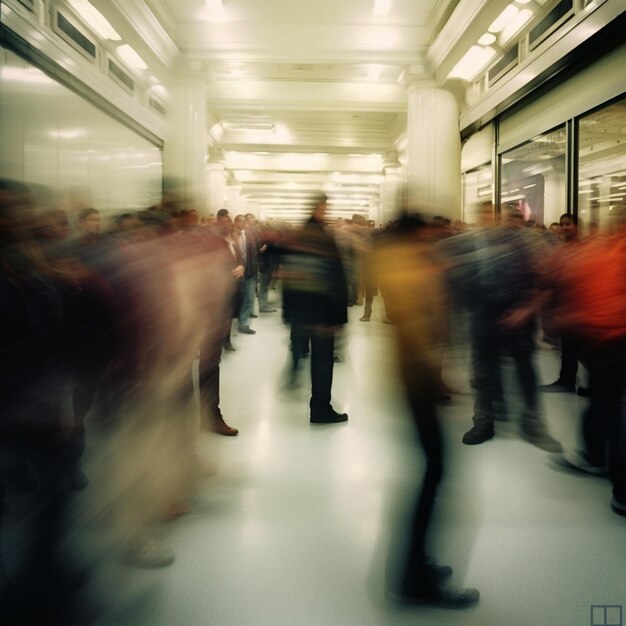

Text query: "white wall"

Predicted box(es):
[0, 47, 162, 222]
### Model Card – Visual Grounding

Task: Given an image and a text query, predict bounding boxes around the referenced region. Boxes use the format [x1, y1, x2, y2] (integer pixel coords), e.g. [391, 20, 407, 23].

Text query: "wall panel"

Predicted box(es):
[0, 47, 162, 224]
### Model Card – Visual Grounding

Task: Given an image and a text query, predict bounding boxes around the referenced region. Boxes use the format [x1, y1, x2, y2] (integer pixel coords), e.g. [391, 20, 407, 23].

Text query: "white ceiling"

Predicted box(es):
[92, 0, 528, 219]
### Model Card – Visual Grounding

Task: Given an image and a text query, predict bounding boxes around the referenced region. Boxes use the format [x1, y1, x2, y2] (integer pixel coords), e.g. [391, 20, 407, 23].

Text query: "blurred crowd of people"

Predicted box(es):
[1, 175, 625, 620]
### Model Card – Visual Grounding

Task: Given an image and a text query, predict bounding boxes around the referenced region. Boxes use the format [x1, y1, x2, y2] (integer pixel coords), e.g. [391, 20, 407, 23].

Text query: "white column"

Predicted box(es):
[162, 69, 209, 212]
[381, 151, 402, 226]
[207, 147, 227, 214]
[226, 186, 242, 214]
[406, 83, 461, 218]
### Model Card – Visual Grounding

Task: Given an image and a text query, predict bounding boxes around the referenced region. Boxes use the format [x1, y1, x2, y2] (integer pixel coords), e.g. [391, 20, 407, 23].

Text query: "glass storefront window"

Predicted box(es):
[500, 125, 566, 226]
[462, 164, 492, 226]
[578, 97, 626, 234]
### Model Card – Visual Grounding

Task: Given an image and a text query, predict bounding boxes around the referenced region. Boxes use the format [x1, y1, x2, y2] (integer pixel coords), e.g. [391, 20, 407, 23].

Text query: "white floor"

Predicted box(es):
[90, 297, 625, 626]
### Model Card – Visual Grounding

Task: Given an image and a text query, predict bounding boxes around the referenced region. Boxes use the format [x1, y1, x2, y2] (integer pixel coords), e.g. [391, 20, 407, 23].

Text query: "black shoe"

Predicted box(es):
[550, 449, 606, 476]
[259, 306, 277, 312]
[310, 409, 348, 424]
[250, 313, 258, 318]
[71, 469, 89, 491]
[462, 426, 494, 445]
[223, 341, 236, 352]
[540, 380, 575, 393]
[577, 386, 591, 397]
[238, 326, 256, 334]
[611, 496, 626, 517]
[398, 583, 480, 608]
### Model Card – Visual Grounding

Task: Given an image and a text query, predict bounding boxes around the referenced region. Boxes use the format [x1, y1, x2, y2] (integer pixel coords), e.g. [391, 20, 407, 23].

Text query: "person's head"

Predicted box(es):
[549, 222, 560, 234]
[215, 209, 233, 236]
[559, 213, 578, 241]
[311, 193, 328, 221]
[234, 214, 246, 232]
[40, 208, 69, 240]
[115, 213, 139, 232]
[245, 213, 257, 227]
[78, 208, 101, 234]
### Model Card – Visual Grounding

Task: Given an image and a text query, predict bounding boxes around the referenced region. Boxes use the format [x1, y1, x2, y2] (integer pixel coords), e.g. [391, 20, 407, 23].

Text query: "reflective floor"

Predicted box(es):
[88, 297, 624, 626]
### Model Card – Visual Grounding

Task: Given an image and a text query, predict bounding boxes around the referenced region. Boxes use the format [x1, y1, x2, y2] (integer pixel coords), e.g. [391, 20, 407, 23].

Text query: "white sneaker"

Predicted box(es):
[125, 533, 175, 568]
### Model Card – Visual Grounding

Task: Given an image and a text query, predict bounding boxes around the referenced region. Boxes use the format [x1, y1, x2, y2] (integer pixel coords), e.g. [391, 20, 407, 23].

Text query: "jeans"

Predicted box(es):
[238, 275, 256, 328]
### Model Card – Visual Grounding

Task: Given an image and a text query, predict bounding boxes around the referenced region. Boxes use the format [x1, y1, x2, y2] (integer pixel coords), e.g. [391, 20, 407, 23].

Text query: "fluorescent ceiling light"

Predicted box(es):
[488, 5, 519, 33]
[68, 0, 121, 40]
[478, 32, 496, 45]
[149, 84, 168, 99]
[372, 0, 392, 16]
[366, 65, 382, 81]
[221, 122, 275, 133]
[448, 45, 497, 81]
[516, 0, 532, 3]
[499, 8, 534, 45]
[117, 44, 148, 70]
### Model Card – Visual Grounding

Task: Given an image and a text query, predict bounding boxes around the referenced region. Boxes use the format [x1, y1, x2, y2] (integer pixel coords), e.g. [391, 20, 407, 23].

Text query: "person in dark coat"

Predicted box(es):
[282, 193, 349, 423]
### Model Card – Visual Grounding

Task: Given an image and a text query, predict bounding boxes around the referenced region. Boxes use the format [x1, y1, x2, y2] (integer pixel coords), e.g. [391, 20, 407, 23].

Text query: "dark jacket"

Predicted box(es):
[282, 217, 348, 326]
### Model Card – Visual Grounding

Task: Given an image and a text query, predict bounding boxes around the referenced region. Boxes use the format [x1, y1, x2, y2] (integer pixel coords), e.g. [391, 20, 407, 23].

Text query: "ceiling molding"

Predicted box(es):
[103, 0, 180, 70]
[426, 0, 508, 77]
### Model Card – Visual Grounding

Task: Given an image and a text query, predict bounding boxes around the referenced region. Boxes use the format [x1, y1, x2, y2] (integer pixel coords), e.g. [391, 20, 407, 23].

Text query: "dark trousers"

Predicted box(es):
[399, 366, 443, 593]
[581, 358, 626, 502]
[198, 338, 222, 425]
[558, 334, 580, 387]
[0, 440, 76, 621]
[472, 314, 537, 431]
[291, 319, 336, 415]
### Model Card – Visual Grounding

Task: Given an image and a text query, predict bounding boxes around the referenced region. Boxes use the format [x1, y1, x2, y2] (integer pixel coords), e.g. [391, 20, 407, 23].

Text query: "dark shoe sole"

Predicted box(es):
[310, 414, 348, 424]
[462, 430, 494, 445]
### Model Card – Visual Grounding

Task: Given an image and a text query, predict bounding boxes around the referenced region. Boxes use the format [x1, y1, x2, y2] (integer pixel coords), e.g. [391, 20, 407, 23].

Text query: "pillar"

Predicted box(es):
[162, 68, 209, 212]
[406, 83, 461, 218]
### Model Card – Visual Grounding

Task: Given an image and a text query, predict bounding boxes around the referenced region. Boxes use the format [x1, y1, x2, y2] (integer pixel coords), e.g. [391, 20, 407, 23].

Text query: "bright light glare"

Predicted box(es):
[372, 0, 392, 16]
[478, 32, 496, 45]
[488, 5, 519, 33]
[366, 65, 382, 81]
[68, 0, 121, 40]
[1, 66, 55, 85]
[117, 44, 148, 70]
[448, 46, 497, 81]
[499, 8, 534, 45]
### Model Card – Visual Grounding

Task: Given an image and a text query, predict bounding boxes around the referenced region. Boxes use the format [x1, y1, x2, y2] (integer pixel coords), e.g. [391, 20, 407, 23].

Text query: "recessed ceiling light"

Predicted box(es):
[488, 5, 519, 33]
[68, 0, 121, 40]
[117, 44, 148, 70]
[448, 46, 497, 81]
[499, 8, 534, 45]
[372, 0, 392, 16]
[366, 65, 382, 81]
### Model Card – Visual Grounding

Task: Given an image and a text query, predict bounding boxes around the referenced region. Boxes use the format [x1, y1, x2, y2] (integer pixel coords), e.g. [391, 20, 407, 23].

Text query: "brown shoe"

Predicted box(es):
[212, 417, 239, 436]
